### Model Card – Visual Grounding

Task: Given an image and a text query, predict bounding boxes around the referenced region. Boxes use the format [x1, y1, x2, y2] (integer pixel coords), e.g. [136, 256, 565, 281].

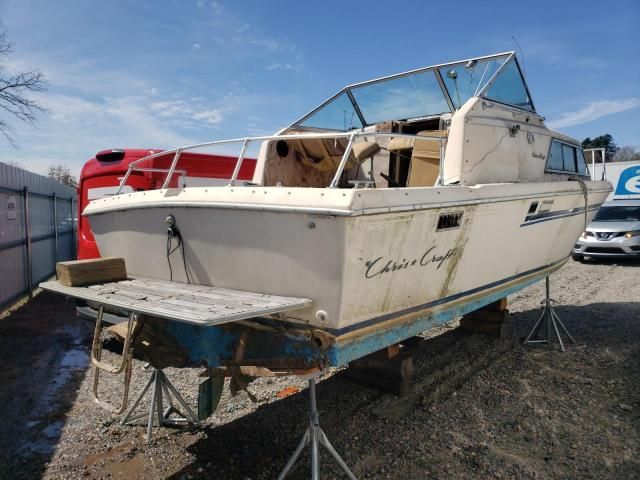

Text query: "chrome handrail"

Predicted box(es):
[115, 131, 447, 194]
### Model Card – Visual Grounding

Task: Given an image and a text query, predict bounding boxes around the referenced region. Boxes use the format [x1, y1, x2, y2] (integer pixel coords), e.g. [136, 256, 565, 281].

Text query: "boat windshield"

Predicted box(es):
[294, 52, 535, 130]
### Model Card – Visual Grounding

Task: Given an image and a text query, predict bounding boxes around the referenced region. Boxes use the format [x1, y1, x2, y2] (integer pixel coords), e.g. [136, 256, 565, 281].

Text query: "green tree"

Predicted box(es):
[581, 134, 618, 161]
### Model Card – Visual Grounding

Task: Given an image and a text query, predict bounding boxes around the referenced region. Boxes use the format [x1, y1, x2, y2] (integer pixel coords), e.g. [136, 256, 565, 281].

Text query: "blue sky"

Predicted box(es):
[1, 0, 639, 176]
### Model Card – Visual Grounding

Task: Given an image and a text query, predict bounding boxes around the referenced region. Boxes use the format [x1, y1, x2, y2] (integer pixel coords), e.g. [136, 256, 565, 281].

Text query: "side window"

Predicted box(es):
[547, 140, 587, 176]
[562, 144, 576, 172]
[576, 149, 589, 175]
[548, 141, 564, 171]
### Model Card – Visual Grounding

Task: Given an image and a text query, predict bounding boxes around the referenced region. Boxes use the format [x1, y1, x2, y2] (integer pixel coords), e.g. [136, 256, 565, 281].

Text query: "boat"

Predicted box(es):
[48, 51, 612, 376]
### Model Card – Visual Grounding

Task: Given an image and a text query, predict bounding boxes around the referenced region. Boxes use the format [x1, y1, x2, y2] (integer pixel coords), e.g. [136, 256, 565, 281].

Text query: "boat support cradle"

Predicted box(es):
[523, 276, 575, 352]
[278, 374, 357, 480]
[121, 365, 200, 443]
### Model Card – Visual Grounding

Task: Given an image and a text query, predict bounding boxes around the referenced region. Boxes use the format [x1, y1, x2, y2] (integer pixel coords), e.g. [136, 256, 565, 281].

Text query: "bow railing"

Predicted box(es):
[115, 131, 447, 194]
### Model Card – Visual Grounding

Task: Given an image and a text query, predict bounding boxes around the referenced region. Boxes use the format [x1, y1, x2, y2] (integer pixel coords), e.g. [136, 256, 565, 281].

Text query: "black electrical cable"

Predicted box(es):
[180, 236, 191, 284]
[166, 229, 191, 284]
[166, 234, 175, 281]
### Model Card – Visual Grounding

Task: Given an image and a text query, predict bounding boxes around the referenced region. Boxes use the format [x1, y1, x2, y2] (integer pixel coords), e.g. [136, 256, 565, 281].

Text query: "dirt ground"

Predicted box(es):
[0, 257, 638, 480]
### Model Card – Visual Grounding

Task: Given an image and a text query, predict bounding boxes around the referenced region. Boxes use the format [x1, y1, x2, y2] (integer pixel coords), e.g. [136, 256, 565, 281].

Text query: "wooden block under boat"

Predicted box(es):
[56, 257, 127, 287]
[459, 300, 510, 337]
[343, 348, 415, 397]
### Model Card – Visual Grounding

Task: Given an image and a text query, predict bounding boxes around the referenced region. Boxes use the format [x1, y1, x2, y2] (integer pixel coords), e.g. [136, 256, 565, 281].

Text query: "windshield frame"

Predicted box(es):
[289, 51, 537, 131]
[476, 54, 536, 112]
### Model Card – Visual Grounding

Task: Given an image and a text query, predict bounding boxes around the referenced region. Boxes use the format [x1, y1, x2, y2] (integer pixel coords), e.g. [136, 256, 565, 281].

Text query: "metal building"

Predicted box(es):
[0, 162, 77, 308]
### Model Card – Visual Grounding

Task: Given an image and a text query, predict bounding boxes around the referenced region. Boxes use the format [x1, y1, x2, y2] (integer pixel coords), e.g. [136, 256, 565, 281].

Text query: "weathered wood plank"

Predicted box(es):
[482, 297, 508, 312]
[343, 348, 415, 397]
[56, 257, 127, 287]
[459, 301, 510, 337]
[39, 277, 312, 326]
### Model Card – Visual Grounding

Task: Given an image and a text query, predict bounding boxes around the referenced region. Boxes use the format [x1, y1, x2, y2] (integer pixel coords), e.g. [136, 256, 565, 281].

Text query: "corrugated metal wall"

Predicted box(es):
[0, 162, 77, 308]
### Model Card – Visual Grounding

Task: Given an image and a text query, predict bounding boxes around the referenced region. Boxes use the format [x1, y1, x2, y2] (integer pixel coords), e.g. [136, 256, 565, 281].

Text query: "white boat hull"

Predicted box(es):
[86, 181, 610, 334]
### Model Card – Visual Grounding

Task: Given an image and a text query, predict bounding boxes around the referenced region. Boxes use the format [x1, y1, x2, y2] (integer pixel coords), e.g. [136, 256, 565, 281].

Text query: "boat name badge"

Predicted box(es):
[364, 247, 459, 279]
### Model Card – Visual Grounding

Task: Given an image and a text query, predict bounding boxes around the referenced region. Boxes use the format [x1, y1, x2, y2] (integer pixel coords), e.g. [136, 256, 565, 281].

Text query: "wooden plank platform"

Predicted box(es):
[39, 277, 312, 326]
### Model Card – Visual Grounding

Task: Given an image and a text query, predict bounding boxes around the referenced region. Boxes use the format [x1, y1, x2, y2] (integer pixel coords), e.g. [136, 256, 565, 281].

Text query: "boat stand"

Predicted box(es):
[277, 376, 357, 480]
[121, 365, 200, 443]
[523, 276, 575, 352]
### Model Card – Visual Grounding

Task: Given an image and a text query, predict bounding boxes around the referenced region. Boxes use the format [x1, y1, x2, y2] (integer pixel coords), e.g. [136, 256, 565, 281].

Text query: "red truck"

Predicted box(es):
[78, 148, 256, 259]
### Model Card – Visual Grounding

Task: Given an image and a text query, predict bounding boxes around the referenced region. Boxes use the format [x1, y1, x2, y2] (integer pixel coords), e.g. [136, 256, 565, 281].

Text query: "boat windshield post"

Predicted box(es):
[228, 138, 251, 186]
[329, 132, 357, 188]
[116, 164, 134, 195]
[438, 137, 445, 186]
[161, 148, 183, 189]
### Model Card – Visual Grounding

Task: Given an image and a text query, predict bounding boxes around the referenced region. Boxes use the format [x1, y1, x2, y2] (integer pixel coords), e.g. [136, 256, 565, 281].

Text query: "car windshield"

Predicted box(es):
[594, 205, 640, 222]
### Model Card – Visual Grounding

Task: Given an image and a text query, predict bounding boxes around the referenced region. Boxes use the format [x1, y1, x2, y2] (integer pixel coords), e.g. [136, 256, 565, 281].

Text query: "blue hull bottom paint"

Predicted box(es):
[163, 258, 568, 370]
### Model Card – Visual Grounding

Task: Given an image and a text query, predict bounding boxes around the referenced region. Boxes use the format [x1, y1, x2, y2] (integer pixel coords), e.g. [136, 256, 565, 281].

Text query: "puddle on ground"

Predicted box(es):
[20, 324, 90, 454]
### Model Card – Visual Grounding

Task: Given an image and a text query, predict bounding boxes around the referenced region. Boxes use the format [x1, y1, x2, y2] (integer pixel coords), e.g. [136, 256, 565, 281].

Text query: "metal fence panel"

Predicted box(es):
[0, 162, 77, 308]
[0, 244, 27, 305]
[0, 186, 26, 245]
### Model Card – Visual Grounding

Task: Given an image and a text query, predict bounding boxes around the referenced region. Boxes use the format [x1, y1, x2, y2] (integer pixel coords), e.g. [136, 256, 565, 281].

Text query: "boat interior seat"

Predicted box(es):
[408, 140, 440, 186]
[387, 136, 414, 152]
[386, 130, 447, 187]
[352, 141, 381, 162]
[295, 138, 380, 173]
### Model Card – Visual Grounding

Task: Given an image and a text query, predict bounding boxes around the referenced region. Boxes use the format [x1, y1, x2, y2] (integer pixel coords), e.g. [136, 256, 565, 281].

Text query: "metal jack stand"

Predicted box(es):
[523, 276, 575, 352]
[277, 376, 357, 480]
[121, 365, 200, 443]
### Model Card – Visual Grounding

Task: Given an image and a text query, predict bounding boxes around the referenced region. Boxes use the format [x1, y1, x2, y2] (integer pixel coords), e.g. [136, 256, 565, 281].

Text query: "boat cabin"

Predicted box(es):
[252, 51, 588, 189]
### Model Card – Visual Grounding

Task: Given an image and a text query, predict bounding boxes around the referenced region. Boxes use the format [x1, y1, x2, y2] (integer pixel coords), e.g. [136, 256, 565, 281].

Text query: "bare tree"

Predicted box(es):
[613, 146, 640, 163]
[47, 164, 77, 188]
[4, 159, 24, 169]
[0, 24, 47, 146]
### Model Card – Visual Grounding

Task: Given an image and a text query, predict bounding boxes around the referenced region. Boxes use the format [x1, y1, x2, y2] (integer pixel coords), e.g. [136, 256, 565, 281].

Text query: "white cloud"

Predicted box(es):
[148, 99, 226, 125]
[548, 97, 640, 129]
[192, 42, 201, 50]
[193, 109, 224, 125]
[149, 99, 194, 117]
[249, 38, 281, 52]
[210, 1, 224, 15]
[266, 63, 302, 73]
[2, 34, 298, 176]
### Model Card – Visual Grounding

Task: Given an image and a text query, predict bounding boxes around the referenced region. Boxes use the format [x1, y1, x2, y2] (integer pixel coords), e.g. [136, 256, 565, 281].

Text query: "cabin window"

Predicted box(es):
[562, 144, 575, 171]
[548, 141, 564, 171]
[300, 92, 363, 131]
[483, 59, 535, 112]
[546, 140, 589, 176]
[576, 149, 588, 175]
[439, 57, 504, 109]
[350, 71, 449, 124]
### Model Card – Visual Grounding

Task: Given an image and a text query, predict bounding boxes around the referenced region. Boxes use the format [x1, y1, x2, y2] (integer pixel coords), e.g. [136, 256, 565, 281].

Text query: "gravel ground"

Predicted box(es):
[0, 258, 638, 480]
